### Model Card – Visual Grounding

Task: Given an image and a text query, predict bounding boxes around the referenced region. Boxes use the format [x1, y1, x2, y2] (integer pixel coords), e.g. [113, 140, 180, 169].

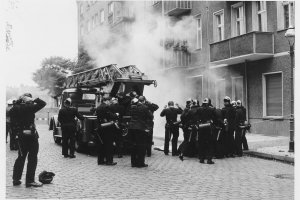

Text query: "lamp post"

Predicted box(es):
[285, 26, 295, 152]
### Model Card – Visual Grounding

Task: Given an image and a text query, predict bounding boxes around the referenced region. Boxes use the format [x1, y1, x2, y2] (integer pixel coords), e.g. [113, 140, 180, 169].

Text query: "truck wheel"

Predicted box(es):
[53, 124, 61, 144]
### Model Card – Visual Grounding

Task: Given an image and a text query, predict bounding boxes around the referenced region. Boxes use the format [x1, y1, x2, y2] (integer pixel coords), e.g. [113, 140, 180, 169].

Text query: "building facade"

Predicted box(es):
[77, 1, 295, 137]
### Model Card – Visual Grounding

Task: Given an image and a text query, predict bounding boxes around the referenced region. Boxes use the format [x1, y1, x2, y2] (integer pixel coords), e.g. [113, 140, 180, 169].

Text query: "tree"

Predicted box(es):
[33, 56, 75, 98]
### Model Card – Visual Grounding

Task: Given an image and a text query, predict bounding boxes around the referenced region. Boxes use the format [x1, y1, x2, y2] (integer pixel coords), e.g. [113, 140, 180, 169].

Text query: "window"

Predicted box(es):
[231, 2, 245, 37]
[108, 2, 114, 15]
[252, 1, 267, 31]
[100, 10, 105, 23]
[213, 10, 224, 42]
[215, 79, 226, 109]
[92, 16, 96, 29]
[196, 15, 202, 49]
[277, 1, 295, 30]
[263, 72, 283, 117]
[87, 20, 91, 32]
[79, 4, 84, 15]
[187, 76, 203, 101]
[152, 1, 160, 5]
[232, 76, 244, 101]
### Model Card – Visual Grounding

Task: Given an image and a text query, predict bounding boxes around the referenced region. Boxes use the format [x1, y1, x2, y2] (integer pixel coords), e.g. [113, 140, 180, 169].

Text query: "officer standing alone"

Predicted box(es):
[58, 98, 84, 158]
[11, 93, 46, 187]
[160, 101, 183, 156]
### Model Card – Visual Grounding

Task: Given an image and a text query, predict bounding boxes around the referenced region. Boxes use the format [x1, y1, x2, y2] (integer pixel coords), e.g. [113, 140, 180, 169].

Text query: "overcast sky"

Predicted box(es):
[4, 0, 78, 87]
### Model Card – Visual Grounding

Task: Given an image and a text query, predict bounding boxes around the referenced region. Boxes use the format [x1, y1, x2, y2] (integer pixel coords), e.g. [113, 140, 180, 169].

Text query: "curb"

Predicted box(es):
[243, 151, 294, 165]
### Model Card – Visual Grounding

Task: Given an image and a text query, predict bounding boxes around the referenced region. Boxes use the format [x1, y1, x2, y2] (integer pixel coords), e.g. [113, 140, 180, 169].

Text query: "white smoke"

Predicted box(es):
[81, 1, 200, 138]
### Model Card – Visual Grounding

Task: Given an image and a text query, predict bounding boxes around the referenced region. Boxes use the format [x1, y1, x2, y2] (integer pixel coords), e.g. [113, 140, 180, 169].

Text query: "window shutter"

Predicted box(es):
[266, 73, 282, 116]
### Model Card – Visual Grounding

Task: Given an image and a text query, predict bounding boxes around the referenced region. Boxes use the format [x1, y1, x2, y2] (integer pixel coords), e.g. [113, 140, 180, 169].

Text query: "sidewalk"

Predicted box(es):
[153, 133, 294, 164]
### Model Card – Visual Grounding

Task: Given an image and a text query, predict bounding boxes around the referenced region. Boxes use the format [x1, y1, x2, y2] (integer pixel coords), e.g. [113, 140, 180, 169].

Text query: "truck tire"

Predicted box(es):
[53, 123, 61, 144]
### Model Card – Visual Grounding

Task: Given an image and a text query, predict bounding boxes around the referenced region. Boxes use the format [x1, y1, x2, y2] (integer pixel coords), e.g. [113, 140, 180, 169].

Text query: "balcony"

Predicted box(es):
[164, 1, 191, 16]
[210, 32, 274, 66]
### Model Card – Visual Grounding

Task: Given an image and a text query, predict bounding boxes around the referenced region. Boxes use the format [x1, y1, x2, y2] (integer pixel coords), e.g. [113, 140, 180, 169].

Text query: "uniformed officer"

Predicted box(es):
[96, 96, 118, 166]
[128, 97, 153, 167]
[143, 96, 159, 157]
[110, 97, 125, 158]
[235, 100, 247, 156]
[237, 100, 249, 151]
[160, 101, 183, 156]
[58, 98, 84, 158]
[221, 96, 236, 158]
[7, 100, 18, 150]
[11, 93, 46, 187]
[198, 98, 216, 164]
[178, 98, 192, 161]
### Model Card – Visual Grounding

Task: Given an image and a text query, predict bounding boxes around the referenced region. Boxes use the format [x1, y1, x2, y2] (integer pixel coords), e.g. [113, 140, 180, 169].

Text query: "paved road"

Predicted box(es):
[6, 124, 294, 199]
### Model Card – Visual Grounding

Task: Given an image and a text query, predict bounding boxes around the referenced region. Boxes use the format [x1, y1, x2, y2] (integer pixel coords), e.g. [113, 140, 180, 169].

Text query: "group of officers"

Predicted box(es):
[57, 91, 159, 168]
[160, 96, 249, 165]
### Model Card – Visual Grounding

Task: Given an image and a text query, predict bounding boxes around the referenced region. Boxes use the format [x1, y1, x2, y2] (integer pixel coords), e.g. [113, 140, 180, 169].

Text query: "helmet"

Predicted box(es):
[224, 96, 231, 102]
[38, 171, 55, 184]
[231, 100, 237, 107]
[138, 96, 146, 102]
[64, 98, 72, 105]
[131, 98, 138, 104]
[202, 98, 209, 104]
[236, 100, 242, 106]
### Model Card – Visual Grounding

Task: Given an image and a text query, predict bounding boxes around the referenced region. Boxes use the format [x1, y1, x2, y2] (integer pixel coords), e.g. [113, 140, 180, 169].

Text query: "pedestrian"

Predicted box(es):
[221, 96, 236, 158]
[11, 93, 46, 187]
[128, 97, 153, 167]
[160, 101, 183, 156]
[96, 96, 117, 166]
[198, 98, 215, 164]
[58, 98, 84, 158]
[143, 96, 159, 157]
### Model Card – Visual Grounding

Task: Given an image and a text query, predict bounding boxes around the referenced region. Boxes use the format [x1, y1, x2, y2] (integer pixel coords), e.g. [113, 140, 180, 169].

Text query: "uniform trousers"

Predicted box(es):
[198, 127, 214, 160]
[97, 127, 115, 164]
[13, 135, 39, 184]
[129, 129, 147, 166]
[61, 125, 76, 156]
[164, 126, 179, 155]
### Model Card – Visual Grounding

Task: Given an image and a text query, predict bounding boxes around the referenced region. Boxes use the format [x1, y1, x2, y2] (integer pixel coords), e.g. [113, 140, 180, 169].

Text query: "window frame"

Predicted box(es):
[277, 1, 295, 30]
[213, 9, 224, 42]
[100, 9, 105, 24]
[215, 78, 226, 109]
[231, 2, 246, 37]
[262, 71, 283, 117]
[195, 14, 202, 50]
[231, 76, 244, 102]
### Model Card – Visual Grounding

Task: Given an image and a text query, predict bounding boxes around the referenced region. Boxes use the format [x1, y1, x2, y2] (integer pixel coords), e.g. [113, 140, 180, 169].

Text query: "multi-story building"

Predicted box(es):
[77, 1, 295, 138]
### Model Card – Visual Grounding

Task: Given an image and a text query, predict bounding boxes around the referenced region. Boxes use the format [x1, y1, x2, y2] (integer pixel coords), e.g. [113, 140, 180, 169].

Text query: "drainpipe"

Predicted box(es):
[244, 60, 249, 122]
[162, 0, 165, 69]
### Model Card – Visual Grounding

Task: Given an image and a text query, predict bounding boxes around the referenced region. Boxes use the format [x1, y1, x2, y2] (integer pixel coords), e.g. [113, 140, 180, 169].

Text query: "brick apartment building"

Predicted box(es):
[77, 1, 295, 137]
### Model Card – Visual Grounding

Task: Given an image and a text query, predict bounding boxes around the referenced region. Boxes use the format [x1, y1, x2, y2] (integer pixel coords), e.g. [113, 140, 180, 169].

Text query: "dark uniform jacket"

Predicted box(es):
[10, 98, 46, 129]
[221, 105, 236, 128]
[185, 105, 200, 126]
[145, 102, 159, 128]
[180, 107, 190, 127]
[58, 106, 84, 127]
[198, 105, 216, 123]
[109, 103, 125, 120]
[128, 102, 153, 131]
[160, 106, 183, 124]
[96, 103, 116, 124]
[235, 106, 246, 127]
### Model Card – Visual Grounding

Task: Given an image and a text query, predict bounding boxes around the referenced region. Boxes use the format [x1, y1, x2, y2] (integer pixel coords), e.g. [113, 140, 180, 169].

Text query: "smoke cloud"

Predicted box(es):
[81, 1, 198, 138]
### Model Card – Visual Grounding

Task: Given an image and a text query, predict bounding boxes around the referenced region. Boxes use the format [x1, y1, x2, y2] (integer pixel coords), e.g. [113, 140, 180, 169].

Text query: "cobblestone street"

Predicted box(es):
[6, 124, 294, 199]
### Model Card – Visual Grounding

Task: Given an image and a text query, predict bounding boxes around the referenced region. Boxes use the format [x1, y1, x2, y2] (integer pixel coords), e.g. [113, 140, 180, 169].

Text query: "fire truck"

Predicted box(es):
[49, 64, 157, 152]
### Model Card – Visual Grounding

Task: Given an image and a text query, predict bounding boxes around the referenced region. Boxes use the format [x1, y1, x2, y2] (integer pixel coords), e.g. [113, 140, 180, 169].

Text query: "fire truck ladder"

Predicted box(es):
[65, 64, 155, 88]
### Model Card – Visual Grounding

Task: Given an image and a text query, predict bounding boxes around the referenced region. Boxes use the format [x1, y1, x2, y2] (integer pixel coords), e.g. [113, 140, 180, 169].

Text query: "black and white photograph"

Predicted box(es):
[4, 0, 296, 199]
